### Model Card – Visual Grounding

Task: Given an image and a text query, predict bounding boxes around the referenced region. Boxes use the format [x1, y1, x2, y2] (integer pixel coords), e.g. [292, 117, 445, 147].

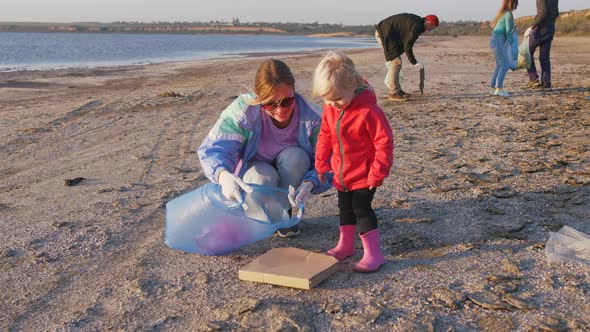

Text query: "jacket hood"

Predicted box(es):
[346, 88, 378, 111]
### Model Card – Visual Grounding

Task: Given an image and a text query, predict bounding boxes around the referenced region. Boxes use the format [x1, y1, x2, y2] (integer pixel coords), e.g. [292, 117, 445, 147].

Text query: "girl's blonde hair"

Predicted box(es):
[248, 59, 295, 105]
[492, 0, 518, 27]
[312, 51, 363, 98]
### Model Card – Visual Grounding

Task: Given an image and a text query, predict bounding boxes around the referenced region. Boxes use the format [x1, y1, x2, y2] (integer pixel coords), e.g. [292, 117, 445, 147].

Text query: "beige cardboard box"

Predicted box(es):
[238, 247, 339, 289]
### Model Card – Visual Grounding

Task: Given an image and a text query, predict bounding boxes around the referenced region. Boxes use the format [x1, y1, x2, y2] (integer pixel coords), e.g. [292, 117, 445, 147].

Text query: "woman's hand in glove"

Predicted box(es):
[288, 181, 314, 208]
[218, 169, 252, 202]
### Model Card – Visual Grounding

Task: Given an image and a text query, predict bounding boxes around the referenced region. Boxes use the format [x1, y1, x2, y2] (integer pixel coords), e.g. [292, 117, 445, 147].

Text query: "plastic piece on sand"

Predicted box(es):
[64, 177, 85, 186]
[546, 225, 590, 265]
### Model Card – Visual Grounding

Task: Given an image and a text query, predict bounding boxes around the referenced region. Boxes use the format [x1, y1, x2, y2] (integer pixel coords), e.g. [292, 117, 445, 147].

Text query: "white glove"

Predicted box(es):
[288, 182, 314, 208]
[218, 169, 252, 202]
[524, 27, 533, 37]
[414, 62, 424, 69]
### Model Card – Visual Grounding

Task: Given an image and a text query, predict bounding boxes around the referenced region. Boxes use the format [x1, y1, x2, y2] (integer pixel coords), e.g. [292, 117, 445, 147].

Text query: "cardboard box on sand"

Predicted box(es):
[239, 247, 339, 290]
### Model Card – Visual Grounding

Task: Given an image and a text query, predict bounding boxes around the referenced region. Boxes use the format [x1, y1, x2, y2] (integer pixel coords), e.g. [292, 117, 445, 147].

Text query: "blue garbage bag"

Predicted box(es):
[165, 183, 303, 255]
[508, 29, 519, 71]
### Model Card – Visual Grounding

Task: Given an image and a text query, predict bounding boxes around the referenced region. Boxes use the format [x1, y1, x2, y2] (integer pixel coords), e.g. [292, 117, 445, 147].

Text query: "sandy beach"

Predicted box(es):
[1, 35, 589, 331]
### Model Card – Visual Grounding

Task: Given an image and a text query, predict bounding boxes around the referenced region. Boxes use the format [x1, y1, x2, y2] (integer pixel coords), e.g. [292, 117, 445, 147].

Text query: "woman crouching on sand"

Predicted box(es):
[197, 59, 332, 238]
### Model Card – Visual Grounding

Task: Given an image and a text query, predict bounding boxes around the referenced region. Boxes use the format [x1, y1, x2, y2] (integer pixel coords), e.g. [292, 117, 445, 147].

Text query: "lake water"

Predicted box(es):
[0, 32, 376, 71]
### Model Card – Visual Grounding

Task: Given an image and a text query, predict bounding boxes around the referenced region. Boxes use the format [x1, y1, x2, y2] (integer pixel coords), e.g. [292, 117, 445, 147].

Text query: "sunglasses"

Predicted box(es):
[261, 96, 295, 112]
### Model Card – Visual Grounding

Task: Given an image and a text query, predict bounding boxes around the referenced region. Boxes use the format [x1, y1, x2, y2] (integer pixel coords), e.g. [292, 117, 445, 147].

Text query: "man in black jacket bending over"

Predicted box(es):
[375, 13, 439, 102]
[527, 0, 559, 89]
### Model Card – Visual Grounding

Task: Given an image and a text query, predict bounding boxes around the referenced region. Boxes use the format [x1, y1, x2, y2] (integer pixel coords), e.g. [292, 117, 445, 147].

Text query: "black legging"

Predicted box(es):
[337, 188, 377, 234]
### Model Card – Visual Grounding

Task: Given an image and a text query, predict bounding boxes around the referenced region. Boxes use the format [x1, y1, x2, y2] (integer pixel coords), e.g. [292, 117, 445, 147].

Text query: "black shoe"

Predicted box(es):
[399, 90, 412, 97]
[532, 83, 551, 90]
[277, 224, 300, 238]
[527, 81, 551, 90]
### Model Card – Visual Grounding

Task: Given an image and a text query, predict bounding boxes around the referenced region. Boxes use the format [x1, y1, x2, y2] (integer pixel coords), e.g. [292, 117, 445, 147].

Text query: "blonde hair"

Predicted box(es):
[492, 0, 518, 27]
[312, 51, 363, 98]
[248, 59, 295, 105]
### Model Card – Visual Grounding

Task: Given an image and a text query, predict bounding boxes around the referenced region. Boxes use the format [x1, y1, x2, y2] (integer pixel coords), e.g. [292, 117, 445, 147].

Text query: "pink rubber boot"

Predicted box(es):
[353, 229, 385, 272]
[327, 225, 356, 260]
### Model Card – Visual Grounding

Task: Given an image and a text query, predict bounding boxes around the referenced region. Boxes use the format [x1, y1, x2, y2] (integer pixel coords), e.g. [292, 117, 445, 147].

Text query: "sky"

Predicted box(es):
[1, 0, 588, 25]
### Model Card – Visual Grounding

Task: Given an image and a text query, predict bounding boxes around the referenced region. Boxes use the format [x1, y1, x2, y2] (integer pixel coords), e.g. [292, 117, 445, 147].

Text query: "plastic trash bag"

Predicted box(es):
[165, 183, 303, 255]
[516, 28, 532, 70]
[546, 226, 590, 265]
[507, 29, 518, 71]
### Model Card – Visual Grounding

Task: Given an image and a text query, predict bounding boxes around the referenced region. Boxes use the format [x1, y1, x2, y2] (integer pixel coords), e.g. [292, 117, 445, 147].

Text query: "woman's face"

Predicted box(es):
[261, 83, 296, 127]
[322, 86, 354, 111]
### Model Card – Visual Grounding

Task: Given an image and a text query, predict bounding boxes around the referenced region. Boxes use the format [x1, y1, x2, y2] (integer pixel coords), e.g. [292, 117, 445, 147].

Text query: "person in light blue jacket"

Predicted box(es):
[489, 0, 519, 97]
[198, 59, 333, 238]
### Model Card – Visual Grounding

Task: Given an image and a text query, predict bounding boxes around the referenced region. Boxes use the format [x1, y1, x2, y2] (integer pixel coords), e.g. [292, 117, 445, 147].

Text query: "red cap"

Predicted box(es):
[425, 15, 439, 26]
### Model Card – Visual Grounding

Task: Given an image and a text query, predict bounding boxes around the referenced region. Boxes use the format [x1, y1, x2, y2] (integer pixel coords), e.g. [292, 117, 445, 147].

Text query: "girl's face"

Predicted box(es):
[322, 86, 354, 111]
[261, 83, 296, 127]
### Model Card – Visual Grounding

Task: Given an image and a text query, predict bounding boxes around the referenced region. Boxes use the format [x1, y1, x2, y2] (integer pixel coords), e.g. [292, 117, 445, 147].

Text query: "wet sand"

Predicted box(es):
[1, 35, 589, 331]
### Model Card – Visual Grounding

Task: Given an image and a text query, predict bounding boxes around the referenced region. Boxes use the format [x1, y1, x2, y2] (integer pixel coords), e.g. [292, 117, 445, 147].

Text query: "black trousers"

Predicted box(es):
[337, 188, 377, 234]
[528, 24, 555, 88]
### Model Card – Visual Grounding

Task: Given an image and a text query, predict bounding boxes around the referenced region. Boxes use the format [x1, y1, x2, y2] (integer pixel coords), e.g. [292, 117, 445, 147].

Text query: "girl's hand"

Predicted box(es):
[318, 173, 326, 184]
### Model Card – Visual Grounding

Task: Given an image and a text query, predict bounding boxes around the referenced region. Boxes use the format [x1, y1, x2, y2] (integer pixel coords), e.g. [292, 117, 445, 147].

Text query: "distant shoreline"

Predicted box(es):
[1, 9, 589, 36]
[0, 21, 374, 36]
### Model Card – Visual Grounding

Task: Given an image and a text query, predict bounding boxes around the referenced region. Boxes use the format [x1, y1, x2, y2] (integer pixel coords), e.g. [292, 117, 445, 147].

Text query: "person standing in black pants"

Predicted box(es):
[527, 0, 559, 89]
